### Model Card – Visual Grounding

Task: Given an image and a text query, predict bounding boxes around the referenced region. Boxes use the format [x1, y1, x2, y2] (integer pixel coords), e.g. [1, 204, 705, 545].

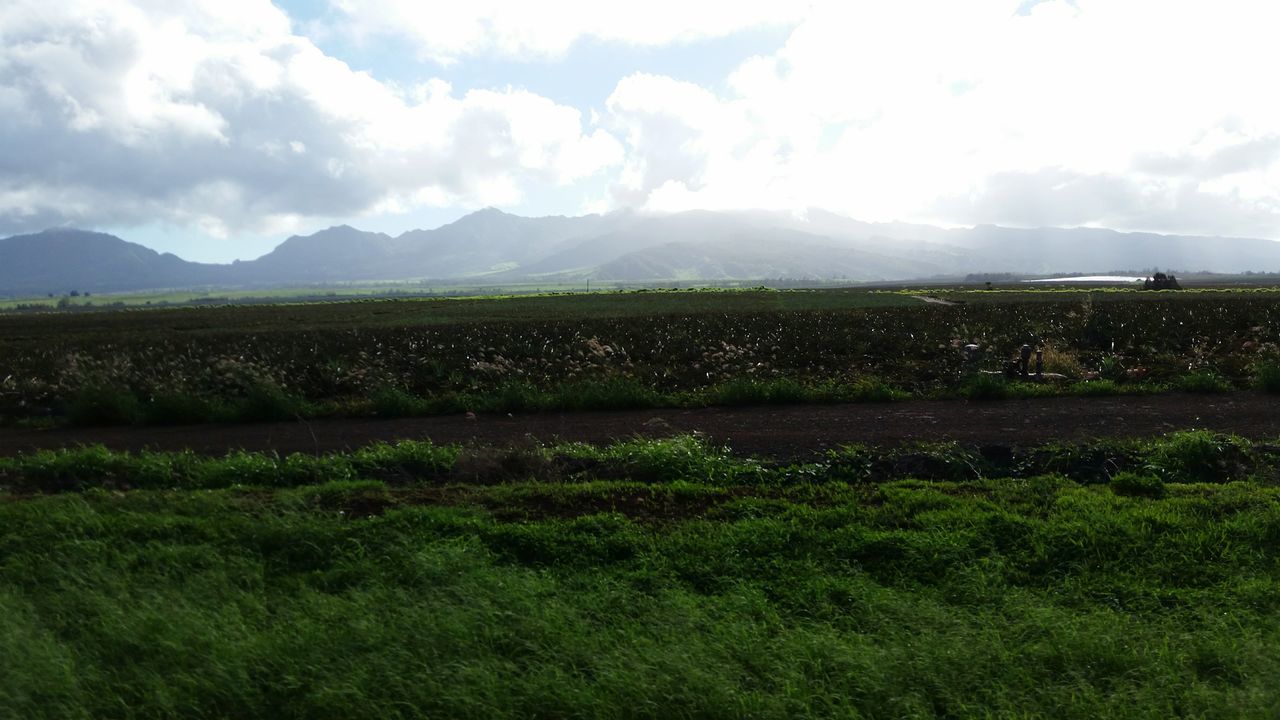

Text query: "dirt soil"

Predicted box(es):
[1, 394, 1277, 459]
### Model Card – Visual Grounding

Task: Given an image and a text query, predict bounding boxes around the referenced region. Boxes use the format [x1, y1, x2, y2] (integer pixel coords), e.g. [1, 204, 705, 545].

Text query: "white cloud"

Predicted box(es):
[328, 0, 806, 63]
[6, 0, 1280, 243]
[602, 0, 1280, 238]
[0, 0, 622, 236]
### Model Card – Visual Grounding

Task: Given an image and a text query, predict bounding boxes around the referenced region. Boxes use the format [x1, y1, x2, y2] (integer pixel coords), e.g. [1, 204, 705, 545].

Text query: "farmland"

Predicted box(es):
[4, 288, 1280, 717]
[2, 287, 1280, 427]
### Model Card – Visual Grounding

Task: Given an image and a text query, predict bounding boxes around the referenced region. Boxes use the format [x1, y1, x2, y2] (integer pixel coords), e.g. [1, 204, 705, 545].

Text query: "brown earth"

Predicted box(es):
[0, 393, 1277, 459]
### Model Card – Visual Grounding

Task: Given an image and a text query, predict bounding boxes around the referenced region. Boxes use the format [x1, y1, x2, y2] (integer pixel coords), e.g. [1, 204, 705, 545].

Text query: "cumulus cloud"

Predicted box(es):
[6, 0, 1280, 242]
[600, 0, 1280, 238]
[0, 0, 622, 236]
[327, 0, 806, 63]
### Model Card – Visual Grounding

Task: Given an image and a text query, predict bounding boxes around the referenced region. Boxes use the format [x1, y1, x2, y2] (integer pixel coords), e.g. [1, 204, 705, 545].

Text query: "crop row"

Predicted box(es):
[2, 294, 1278, 421]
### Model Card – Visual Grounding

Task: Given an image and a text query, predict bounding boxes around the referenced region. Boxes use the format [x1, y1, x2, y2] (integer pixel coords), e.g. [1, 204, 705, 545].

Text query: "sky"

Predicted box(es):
[2, 0, 1280, 263]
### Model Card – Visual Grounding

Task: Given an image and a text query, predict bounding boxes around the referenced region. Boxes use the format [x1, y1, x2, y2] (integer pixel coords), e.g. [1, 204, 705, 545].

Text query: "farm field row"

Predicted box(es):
[3, 288, 1279, 427]
[2, 433, 1278, 718]
[2, 392, 1279, 459]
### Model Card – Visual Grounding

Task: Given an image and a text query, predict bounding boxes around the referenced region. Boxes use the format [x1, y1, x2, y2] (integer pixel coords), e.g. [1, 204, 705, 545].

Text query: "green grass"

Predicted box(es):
[2, 434, 1280, 717]
[1174, 370, 1234, 393]
[960, 373, 1011, 400]
[1108, 471, 1166, 498]
[1254, 357, 1280, 393]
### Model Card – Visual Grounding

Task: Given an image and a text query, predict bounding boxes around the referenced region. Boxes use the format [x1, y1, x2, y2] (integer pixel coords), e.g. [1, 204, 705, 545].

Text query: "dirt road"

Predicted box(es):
[1, 393, 1277, 459]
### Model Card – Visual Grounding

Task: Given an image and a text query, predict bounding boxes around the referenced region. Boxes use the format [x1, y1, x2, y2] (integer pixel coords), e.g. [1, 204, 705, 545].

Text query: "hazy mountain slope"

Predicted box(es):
[939, 226, 1280, 274]
[5, 209, 1280, 295]
[232, 209, 621, 282]
[0, 229, 226, 295]
[511, 211, 776, 277]
[589, 233, 947, 282]
[232, 225, 394, 282]
[392, 208, 620, 277]
[768, 211, 1280, 273]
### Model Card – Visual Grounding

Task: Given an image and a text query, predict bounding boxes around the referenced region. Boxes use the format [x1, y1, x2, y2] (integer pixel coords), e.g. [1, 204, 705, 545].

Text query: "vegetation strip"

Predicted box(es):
[4, 289, 1280, 428]
[1, 430, 1274, 495]
[2, 433, 1279, 717]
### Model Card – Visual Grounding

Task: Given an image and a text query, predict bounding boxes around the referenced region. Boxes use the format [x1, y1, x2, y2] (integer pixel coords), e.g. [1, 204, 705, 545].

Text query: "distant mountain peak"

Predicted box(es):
[467, 206, 510, 219]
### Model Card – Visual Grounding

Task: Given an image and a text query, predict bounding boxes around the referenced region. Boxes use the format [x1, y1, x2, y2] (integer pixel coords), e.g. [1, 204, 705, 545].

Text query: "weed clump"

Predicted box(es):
[705, 377, 810, 405]
[1040, 344, 1084, 378]
[1109, 471, 1165, 498]
[1098, 355, 1127, 382]
[848, 376, 901, 402]
[1174, 370, 1232, 394]
[962, 374, 1009, 401]
[453, 443, 554, 484]
[66, 383, 142, 426]
[561, 377, 662, 411]
[371, 386, 427, 417]
[1146, 430, 1252, 484]
[1253, 357, 1280, 393]
[143, 391, 226, 425]
[235, 381, 306, 422]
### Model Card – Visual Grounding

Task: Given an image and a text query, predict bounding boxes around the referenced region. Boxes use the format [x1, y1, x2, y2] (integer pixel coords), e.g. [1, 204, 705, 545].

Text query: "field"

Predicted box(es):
[0, 279, 790, 311]
[4, 288, 1280, 717]
[3, 434, 1280, 718]
[3, 287, 1280, 427]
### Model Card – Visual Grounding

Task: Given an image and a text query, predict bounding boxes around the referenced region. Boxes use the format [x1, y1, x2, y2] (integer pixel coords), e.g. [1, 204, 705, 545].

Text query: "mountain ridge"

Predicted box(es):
[3, 210, 1279, 295]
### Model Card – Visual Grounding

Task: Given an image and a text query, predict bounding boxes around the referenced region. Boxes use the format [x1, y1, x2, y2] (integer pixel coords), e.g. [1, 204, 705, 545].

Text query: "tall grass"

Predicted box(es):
[961, 373, 1010, 400]
[3, 434, 1280, 717]
[1174, 370, 1232, 394]
[1254, 357, 1280, 393]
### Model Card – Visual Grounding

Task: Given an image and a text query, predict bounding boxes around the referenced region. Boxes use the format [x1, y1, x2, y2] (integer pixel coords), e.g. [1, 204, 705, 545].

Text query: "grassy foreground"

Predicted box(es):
[3, 435, 1279, 718]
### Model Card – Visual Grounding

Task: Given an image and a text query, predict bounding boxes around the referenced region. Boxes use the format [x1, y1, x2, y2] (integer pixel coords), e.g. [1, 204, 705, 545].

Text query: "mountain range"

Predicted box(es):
[3, 208, 1280, 295]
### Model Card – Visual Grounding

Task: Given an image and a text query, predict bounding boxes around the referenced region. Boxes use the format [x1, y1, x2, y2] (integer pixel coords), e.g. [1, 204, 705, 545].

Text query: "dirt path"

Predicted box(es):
[1, 394, 1277, 459]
